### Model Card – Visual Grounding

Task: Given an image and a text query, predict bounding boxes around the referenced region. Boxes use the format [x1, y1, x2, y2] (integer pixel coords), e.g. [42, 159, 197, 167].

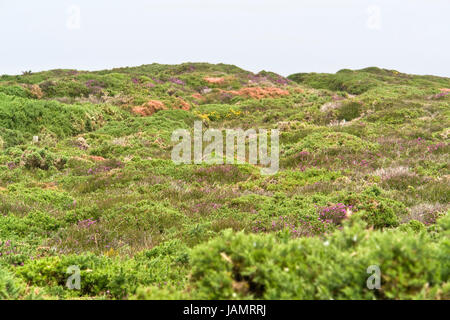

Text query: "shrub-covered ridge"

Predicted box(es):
[0, 64, 448, 299]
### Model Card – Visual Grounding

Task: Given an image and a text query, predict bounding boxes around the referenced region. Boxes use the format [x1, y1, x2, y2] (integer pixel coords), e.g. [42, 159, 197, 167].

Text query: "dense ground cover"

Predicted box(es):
[0, 63, 448, 299]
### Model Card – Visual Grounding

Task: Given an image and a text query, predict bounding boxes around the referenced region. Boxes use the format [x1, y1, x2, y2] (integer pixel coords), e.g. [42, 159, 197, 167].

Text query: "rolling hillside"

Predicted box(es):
[0, 63, 449, 299]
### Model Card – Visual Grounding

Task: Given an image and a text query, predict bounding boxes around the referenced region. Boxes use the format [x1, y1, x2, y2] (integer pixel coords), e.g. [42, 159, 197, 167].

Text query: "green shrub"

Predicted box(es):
[188, 215, 448, 299]
[16, 254, 138, 299]
[0, 266, 23, 299]
[399, 220, 426, 233]
[22, 147, 67, 170]
[367, 107, 426, 124]
[283, 131, 378, 156]
[0, 128, 27, 148]
[337, 101, 362, 121]
[0, 211, 61, 238]
[338, 187, 405, 229]
[132, 285, 189, 300]
[288, 71, 379, 94]
[0, 93, 103, 139]
[40, 80, 91, 98]
[0, 85, 30, 98]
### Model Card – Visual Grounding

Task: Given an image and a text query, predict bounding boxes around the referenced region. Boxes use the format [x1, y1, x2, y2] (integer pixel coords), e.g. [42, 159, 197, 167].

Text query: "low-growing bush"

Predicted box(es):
[283, 131, 378, 157]
[0, 266, 23, 299]
[188, 215, 449, 299]
[21, 147, 67, 170]
[16, 254, 138, 299]
[337, 101, 362, 121]
[0, 93, 104, 140]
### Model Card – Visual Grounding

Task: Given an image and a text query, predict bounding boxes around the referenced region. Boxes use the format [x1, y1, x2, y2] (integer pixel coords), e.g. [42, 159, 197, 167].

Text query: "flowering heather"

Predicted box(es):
[297, 150, 310, 158]
[78, 218, 97, 228]
[427, 142, 447, 153]
[87, 165, 115, 174]
[151, 77, 164, 84]
[7, 162, 17, 170]
[169, 77, 185, 85]
[431, 91, 449, 99]
[256, 215, 333, 238]
[0, 240, 12, 252]
[406, 203, 446, 225]
[317, 203, 353, 225]
[352, 159, 369, 167]
[0, 240, 18, 258]
[248, 73, 289, 86]
[85, 79, 105, 89]
[252, 220, 267, 233]
[87, 160, 124, 175]
[192, 202, 222, 214]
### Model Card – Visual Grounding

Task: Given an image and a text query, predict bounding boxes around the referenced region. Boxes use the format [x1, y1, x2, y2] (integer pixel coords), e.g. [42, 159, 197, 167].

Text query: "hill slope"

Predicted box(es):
[0, 64, 449, 299]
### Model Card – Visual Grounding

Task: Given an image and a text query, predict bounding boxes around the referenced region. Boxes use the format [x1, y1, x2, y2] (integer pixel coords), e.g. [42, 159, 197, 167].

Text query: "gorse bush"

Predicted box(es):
[188, 215, 449, 299]
[0, 93, 104, 141]
[0, 128, 26, 148]
[337, 101, 362, 121]
[0, 85, 31, 98]
[283, 131, 379, 157]
[21, 147, 67, 170]
[288, 70, 380, 94]
[0, 266, 23, 299]
[16, 254, 138, 298]
[337, 187, 406, 229]
[15, 239, 191, 299]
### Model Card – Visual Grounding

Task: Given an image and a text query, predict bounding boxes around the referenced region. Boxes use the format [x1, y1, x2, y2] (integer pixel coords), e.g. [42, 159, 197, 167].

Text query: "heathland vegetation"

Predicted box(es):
[0, 64, 448, 299]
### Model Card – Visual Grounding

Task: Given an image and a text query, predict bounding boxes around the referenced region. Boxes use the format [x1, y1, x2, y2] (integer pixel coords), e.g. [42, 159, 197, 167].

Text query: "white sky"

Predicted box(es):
[0, 0, 449, 77]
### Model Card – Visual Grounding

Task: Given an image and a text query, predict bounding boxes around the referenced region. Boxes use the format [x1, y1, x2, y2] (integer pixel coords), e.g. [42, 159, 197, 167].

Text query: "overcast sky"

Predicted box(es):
[0, 0, 449, 77]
